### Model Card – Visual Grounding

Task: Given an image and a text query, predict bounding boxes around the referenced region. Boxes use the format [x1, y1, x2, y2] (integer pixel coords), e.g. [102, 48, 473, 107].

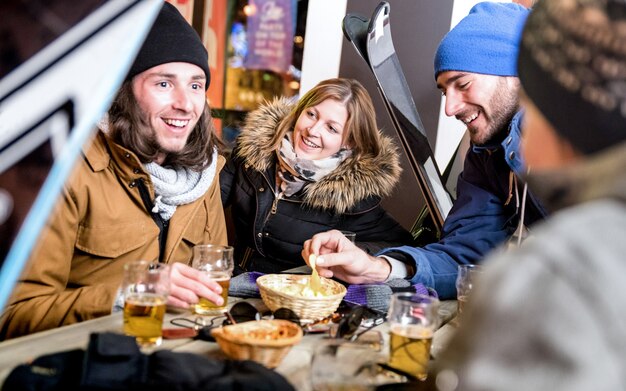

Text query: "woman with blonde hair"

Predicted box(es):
[221, 78, 414, 274]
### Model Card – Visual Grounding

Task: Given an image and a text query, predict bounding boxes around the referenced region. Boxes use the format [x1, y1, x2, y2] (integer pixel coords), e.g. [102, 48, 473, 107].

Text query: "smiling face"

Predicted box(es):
[437, 71, 520, 145]
[292, 98, 349, 160]
[132, 62, 207, 164]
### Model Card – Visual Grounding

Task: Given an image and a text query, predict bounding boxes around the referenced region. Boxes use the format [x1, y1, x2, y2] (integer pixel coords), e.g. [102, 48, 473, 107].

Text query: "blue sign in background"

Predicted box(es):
[244, 0, 295, 73]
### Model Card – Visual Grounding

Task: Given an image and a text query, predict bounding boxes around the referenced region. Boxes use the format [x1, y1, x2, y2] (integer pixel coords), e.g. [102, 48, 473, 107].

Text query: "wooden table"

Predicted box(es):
[0, 298, 458, 390]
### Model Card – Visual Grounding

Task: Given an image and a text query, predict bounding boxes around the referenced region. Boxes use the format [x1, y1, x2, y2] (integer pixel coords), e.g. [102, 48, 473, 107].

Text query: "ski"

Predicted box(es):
[343, 2, 453, 234]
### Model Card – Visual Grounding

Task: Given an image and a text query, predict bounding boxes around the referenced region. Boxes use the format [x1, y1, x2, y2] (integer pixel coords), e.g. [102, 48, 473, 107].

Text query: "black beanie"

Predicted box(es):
[518, 0, 626, 155]
[127, 2, 210, 89]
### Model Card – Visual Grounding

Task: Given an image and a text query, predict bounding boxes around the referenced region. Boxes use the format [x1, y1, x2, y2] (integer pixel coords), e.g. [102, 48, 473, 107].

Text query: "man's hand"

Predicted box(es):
[302, 230, 391, 284]
[167, 262, 224, 309]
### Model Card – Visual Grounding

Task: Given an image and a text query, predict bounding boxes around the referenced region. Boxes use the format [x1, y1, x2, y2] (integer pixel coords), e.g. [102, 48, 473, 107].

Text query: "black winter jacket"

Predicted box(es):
[220, 98, 415, 273]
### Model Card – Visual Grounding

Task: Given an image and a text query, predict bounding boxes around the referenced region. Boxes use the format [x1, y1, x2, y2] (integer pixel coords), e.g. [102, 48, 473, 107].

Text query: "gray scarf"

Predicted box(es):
[144, 149, 218, 220]
[276, 132, 351, 197]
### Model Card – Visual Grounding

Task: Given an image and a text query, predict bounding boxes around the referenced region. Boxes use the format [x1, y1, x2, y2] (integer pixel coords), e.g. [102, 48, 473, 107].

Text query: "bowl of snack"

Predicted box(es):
[211, 319, 303, 368]
[256, 273, 347, 323]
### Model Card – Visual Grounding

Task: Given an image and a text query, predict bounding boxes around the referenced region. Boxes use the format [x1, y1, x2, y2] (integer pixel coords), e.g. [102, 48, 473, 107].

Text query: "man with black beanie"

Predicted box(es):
[1, 2, 227, 339]
[427, 0, 626, 389]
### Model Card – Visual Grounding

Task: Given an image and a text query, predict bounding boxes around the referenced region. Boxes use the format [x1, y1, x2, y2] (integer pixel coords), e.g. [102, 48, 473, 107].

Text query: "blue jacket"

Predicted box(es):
[379, 112, 547, 299]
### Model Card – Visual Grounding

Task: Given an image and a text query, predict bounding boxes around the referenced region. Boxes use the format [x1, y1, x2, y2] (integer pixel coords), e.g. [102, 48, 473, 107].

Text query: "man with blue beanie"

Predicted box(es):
[426, 0, 626, 388]
[303, 2, 547, 300]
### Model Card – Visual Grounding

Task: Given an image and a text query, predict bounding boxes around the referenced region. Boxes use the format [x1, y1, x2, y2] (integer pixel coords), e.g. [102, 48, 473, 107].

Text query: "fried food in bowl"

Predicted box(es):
[256, 274, 347, 323]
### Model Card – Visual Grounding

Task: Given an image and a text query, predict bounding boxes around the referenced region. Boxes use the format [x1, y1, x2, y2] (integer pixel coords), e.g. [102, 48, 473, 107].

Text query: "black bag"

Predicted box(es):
[3, 332, 295, 391]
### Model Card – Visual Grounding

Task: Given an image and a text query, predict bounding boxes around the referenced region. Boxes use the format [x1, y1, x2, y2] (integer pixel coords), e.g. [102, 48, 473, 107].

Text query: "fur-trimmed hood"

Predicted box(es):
[235, 97, 402, 214]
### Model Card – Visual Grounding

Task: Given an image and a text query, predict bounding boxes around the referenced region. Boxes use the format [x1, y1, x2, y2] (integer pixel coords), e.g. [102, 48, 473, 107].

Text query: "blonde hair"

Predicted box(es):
[269, 78, 381, 159]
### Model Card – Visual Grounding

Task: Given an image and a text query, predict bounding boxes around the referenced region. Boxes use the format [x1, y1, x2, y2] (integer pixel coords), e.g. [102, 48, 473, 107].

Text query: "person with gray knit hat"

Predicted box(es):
[424, 1, 626, 389]
[1, 2, 227, 339]
[304, 2, 547, 300]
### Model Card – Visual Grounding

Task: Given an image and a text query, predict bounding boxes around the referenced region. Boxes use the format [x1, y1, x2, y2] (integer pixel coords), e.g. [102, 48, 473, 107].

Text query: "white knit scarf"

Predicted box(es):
[144, 149, 218, 220]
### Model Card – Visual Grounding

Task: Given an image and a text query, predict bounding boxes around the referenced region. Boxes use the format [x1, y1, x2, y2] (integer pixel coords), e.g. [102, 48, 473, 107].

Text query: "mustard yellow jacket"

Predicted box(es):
[0, 131, 227, 339]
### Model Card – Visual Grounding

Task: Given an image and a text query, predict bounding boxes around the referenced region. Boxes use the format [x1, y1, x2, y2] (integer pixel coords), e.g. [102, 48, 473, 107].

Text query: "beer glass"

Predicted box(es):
[122, 261, 170, 349]
[387, 293, 440, 380]
[456, 264, 482, 316]
[311, 339, 385, 391]
[192, 244, 234, 315]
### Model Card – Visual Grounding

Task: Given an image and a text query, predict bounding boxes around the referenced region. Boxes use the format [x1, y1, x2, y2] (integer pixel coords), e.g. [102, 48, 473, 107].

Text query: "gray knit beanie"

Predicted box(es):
[518, 0, 626, 155]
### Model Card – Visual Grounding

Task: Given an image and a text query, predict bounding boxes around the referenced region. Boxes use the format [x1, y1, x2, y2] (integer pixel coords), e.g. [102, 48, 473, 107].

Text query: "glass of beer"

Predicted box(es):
[191, 244, 234, 315]
[456, 264, 482, 316]
[122, 261, 170, 349]
[387, 292, 440, 380]
[311, 339, 385, 390]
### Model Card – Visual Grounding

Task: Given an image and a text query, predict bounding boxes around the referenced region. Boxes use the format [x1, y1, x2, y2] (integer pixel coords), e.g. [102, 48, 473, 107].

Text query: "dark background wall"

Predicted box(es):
[339, 0, 454, 231]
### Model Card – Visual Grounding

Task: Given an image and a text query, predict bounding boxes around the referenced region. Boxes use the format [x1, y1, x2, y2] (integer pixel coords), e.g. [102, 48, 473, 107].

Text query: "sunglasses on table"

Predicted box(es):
[332, 301, 386, 343]
[168, 300, 385, 342]
[225, 301, 301, 325]
[226, 301, 386, 339]
[168, 301, 303, 341]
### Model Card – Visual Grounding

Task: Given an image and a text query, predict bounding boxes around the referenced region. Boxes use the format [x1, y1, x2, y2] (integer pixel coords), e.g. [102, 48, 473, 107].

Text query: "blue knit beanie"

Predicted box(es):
[434, 2, 530, 79]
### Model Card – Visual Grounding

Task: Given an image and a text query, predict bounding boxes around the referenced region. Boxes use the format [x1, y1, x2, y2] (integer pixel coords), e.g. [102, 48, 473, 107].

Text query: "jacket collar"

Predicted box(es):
[83, 131, 111, 172]
[471, 110, 526, 176]
[235, 98, 403, 214]
[84, 131, 146, 172]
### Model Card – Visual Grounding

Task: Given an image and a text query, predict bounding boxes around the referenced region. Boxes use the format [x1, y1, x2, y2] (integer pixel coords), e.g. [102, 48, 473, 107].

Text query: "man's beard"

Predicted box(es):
[138, 114, 189, 161]
[471, 78, 519, 146]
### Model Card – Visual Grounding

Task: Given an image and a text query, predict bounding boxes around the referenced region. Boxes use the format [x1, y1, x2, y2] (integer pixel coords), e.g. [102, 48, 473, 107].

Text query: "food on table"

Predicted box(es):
[277, 277, 329, 298]
[308, 254, 323, 296]
[221, 319, 300, 341]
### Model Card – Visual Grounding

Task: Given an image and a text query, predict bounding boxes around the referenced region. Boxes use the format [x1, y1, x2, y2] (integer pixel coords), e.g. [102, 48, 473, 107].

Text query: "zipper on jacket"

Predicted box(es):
[238, 247, 254, 271]
[137, 179, 168, 263]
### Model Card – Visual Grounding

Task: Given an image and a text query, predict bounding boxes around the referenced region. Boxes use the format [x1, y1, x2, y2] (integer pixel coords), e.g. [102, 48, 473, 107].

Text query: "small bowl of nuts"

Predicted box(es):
[210, 319, 303, 368]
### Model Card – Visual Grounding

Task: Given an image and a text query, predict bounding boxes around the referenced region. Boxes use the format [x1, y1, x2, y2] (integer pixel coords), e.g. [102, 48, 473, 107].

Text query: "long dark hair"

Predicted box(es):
[107, 81, 222, 170]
